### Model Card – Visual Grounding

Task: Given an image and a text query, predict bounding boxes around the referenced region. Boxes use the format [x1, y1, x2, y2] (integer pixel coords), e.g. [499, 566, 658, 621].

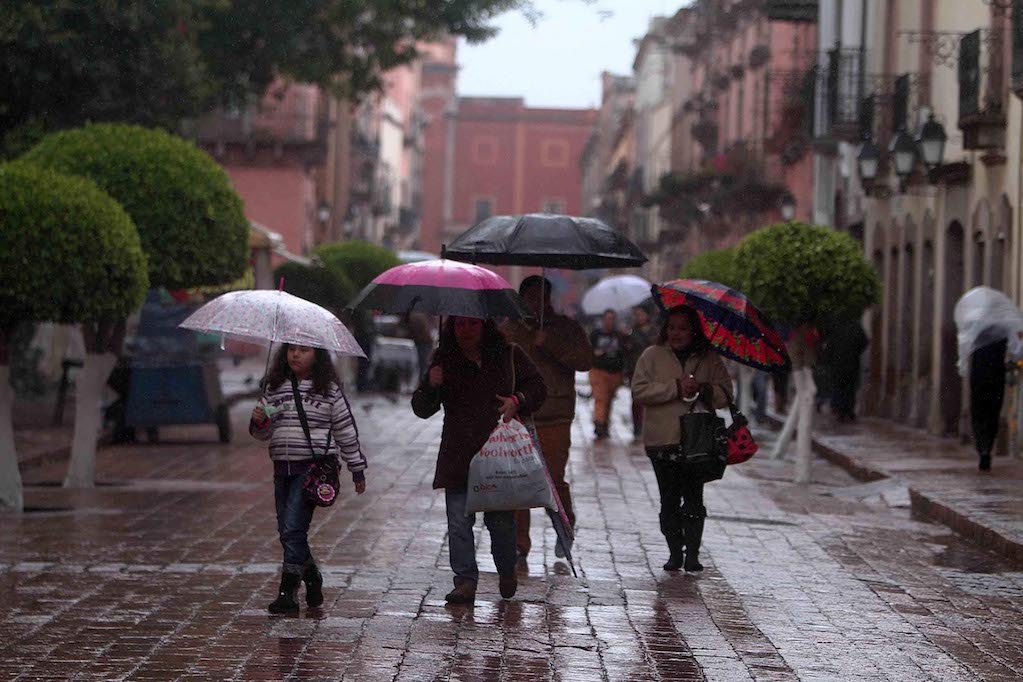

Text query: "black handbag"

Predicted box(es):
[678, 411, 728, 483]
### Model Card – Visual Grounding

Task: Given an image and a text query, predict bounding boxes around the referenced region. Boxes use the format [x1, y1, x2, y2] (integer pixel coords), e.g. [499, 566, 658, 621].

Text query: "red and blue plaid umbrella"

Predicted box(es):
[652, 279, 790, 371]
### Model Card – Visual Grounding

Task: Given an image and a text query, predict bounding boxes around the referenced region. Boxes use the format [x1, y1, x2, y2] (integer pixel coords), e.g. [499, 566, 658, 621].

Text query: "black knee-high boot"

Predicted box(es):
[660, 510, 685, 571]
[683, 515, 705, 572]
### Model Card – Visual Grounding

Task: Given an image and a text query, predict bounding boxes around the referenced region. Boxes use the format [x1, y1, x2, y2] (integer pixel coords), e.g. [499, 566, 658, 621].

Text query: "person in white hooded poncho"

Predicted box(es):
[954, 287, 1023, 471]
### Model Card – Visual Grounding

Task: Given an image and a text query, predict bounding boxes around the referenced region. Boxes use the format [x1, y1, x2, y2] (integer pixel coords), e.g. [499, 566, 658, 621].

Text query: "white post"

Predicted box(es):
[794, 367, 816, 483]
[737, 365, 754, 415]
[63, 352, 117, 488]
[0, 366, 23, 511]
[770, 399, 798, 459]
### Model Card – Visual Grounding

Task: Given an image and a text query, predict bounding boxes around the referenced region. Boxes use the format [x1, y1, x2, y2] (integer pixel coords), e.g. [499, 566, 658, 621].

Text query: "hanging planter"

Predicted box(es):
[730, 64, 745, 80]
[691, 119, 719, 150]
[713, 73, 731, 91]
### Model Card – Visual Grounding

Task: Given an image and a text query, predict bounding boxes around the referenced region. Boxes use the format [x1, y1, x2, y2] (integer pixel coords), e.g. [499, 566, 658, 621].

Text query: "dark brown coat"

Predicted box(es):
[411, 343, 546, 489]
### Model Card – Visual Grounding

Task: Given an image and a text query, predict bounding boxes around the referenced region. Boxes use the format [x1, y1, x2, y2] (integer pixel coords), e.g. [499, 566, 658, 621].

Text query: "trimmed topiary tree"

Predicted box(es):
[735, 221, 880, 483]
[22, 124, 248, 487]
[0, 163, 148, 508]
[679, 247, 740, 289]
[274, 262, 355, 316]
[314, 240, 401, 297]
[22, 123, 248, 290]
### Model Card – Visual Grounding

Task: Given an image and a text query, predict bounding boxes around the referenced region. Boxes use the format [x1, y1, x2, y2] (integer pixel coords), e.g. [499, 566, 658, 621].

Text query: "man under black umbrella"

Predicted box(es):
[500, 276, 592, 560]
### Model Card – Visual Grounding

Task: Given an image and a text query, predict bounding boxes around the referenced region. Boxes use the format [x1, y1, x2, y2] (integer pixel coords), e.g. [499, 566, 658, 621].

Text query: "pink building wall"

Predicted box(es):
[224, 166, 314, 262]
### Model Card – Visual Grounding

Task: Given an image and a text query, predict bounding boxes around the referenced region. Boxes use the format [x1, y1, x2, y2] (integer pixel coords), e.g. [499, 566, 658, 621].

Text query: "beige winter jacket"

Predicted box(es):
[630, 343, 733, 448]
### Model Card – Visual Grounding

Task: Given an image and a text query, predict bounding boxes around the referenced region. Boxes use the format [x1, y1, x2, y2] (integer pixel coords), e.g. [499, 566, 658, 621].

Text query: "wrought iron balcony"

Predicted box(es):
[958, 28, 1006, 151]
[813, 47, 867, 144]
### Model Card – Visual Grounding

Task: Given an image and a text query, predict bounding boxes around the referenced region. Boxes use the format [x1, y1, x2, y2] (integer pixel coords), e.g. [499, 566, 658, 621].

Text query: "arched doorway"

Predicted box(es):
[992, 196, 1012, 292]
[940, 221, 965, 435]
[886, 243, 900, 414]
[917, 214, 936, 428]
[900, 235, 916, 421]
[971, 200, 990, 288]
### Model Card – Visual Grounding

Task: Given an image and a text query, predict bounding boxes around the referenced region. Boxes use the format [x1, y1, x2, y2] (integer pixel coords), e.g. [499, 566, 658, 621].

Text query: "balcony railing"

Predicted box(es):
[958, 28, 1006, 151]
[196, 107, 329, 147]
[814, 47, 867, 143]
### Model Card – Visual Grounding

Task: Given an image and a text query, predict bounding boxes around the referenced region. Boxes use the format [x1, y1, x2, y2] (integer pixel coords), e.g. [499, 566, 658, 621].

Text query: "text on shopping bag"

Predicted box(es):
[465, 419, 555, 514]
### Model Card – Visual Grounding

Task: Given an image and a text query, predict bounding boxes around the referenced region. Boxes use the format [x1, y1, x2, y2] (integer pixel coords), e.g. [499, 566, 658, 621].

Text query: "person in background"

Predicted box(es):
[624, 305, 657, 439]
[250, 344, 367, 614]
[589, 309, 627, 440]
[824, 320, 869, 423]
[407, 311, 435, 380]
[412, 316, 546, 604]
[969, 332, 1010, 472]
[500, 276, 592, 560]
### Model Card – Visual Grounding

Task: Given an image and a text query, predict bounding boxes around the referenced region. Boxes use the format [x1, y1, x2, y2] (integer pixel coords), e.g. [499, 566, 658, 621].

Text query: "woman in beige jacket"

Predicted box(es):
[631, 306, 732, 572]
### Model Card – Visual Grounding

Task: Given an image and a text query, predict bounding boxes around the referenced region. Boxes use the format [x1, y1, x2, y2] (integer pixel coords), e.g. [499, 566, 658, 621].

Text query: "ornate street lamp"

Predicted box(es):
[780, 192, 796, 221]
[917, 113, 948, 170]
[889, 129, 917, 190]
[857, 138, 880, 184]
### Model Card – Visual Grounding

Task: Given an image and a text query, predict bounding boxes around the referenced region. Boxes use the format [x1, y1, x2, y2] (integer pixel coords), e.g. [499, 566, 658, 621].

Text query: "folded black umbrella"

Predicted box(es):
[444, 213, 647, 270]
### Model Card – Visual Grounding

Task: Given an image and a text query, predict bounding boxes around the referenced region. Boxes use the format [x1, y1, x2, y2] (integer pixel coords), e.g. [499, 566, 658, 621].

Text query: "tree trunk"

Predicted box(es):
[63, 321, 123, 489]
[793, 366, 816, 484]
[770, 401, 798, 459]
[737, 365, 753, 414]
[0, 362, 23, 512]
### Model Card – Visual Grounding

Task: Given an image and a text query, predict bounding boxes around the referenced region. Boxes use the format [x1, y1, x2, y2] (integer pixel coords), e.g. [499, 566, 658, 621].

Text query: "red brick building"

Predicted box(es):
[418, 50, 598, 256]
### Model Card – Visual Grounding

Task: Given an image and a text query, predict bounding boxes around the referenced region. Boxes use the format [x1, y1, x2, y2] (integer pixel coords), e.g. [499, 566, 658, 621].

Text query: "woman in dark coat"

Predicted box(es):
[412, 316, 546, 604]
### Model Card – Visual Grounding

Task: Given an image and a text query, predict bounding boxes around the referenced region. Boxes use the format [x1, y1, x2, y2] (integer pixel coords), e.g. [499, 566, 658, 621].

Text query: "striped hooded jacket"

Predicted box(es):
[249, 379, 367, 477]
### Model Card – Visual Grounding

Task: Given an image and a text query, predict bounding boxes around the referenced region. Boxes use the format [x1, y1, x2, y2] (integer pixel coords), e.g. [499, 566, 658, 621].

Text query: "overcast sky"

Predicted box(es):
[458, 1, 691, 109]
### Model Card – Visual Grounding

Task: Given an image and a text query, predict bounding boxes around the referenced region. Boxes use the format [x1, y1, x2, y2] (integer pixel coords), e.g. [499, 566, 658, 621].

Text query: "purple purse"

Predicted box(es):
[290, 377, 340, 507]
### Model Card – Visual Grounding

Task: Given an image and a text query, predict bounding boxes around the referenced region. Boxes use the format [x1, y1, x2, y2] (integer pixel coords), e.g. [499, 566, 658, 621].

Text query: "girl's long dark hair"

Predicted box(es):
[436, 317, 507, 362]
[658, 305, 711, 354]
[264, 344, 338, 395]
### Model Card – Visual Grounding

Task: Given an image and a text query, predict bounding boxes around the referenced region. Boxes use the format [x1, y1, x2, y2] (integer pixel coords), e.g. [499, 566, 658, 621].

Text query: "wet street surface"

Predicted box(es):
[3, 394, 1023, 681]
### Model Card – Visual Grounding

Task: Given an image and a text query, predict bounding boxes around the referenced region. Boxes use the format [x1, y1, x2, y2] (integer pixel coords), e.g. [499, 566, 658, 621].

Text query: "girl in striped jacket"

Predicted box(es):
[250, 343, 367, 614]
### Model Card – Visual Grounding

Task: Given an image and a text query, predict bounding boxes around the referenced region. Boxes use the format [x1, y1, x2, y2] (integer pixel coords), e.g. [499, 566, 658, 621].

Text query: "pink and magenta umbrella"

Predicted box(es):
[347, 258, 531, 320]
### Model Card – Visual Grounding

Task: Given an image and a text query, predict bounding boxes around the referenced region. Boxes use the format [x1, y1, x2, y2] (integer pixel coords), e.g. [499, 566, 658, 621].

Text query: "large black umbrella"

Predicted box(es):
[444, 213, 647, 270]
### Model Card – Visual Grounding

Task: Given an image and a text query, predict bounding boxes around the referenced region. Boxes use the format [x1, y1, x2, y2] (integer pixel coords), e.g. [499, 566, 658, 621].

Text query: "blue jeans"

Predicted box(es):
[444, 488, 517, 585]
[274, 471, 316, 574]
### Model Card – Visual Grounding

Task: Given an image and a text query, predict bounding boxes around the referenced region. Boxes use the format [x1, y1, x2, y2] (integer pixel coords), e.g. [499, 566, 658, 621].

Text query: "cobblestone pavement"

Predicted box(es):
[3, 391, 1023, 681]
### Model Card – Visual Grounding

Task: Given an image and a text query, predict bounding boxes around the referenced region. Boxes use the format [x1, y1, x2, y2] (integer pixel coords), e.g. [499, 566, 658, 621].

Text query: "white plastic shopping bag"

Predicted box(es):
[464, 418, 556, 514]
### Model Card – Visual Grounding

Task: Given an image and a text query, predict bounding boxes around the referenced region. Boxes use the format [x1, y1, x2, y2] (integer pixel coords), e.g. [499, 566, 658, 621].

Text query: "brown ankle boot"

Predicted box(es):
[444, 577, 476, 604]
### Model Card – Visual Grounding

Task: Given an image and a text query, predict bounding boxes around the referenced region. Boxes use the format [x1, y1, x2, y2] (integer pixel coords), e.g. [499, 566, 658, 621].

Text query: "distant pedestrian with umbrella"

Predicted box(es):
[500, 275, 592, 560]
[589, 309, 628, 440]
[631, 306, 733, 572]
[178, 289, 369, 615]
[412, 316, 546, 604]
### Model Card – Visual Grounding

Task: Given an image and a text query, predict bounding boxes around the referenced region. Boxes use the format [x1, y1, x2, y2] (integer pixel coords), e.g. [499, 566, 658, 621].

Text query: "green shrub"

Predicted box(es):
[274, 262, 355, 315]
[314, 240, 401, 295]
[22, 123, 247, 290]
[679, 247, 740, 289]
[0, 162, 148, 331]
[735, 221, 880, 328]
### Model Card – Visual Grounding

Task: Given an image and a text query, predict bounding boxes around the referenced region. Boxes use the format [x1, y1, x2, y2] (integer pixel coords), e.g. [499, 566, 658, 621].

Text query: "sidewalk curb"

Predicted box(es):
[759, 413, 1023, 566]
[908, 489, 1023, 565]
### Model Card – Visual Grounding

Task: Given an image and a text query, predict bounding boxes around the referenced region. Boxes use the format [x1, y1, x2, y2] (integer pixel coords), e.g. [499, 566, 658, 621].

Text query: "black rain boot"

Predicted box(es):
[979, 451, 992, 471]
[662, 534, 685, 571]
[303, 563, 324, 608]
[268, 572, 301, 614]
[683, 517, 705, 572]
